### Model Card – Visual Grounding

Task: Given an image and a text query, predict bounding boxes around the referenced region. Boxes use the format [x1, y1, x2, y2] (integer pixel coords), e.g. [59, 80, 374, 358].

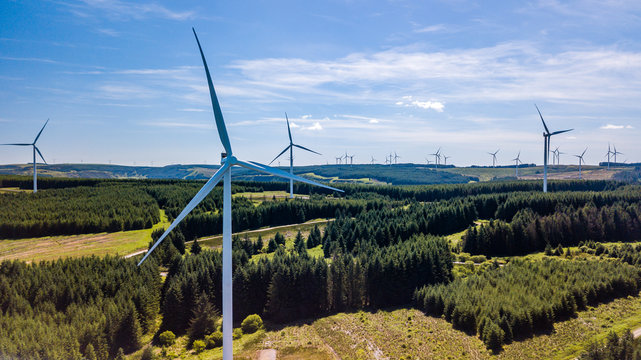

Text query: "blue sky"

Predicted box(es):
[1, 0, 640, 167]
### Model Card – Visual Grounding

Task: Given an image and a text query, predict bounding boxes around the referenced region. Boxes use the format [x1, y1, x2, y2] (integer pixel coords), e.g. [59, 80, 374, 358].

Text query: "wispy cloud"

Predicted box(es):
[180, 108, 206, 112]
[97, 28, 119, 37]
[304, 122, 323, 131]
[414, 24, 447, 33]
[144, 121, 212, 129]
[65, 0, 196, 21]
[0, 56, 59, 64]
[601, 124, 634, 130]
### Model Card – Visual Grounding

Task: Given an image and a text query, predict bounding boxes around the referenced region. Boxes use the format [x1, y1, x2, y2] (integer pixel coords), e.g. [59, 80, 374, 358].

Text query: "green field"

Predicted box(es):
[0, 210, 169, 262]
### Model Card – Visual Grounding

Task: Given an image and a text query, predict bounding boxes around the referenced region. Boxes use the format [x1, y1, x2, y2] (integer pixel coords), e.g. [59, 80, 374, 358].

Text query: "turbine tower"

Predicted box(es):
[370, 156, 376, 165]
[512, 151, 522, 178]
[488, 149, 499, 168]
[574, 148, 587, 179]
[138, 29, 343, 360]
[270, 113, 321, 198]
[443, 155, 450, 166]
[335, 156, 342, 165]
[605, 143, 612, 169]
[536, 104, 573, 193]
[393, 152, 400, 164]
[1, 119, 49, 192]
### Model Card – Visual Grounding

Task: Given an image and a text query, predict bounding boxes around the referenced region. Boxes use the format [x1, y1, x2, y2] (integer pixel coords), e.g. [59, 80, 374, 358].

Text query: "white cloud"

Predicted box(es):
[410, 100, 444, 112]
[369, 119, 379, 124]
[301, 114, 312, 119]
[600, 124, 630, 129]
[414, 24, 446, 33]
[180, 108, 206, 112]
[289, 122, 300, 128]
[305, 122, 323, 131]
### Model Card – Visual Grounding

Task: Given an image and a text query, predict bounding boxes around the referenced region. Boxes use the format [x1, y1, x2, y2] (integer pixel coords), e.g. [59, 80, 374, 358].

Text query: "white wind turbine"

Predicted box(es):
[270, 113, 321, 199]
[430, 148, 441, 168]
[443, 155, 451, 166]
[1, 119, 49, 192]
[137, 29, 343, 360]
[574, 148, 587, 179]
[512, 151, 522, 178]
[370, 155, 376, 165]
[612, 145, 622, 164]
[488, 149, 499, 168]
[536, 104, 573, 193]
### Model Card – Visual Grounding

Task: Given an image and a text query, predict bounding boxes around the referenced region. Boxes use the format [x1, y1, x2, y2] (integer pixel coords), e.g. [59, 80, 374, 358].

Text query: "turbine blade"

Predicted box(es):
[535, 104, 550, 134]
[0, 143, 31, 146]
[293, 144, 321, 155]
[138, 162, 230, 266]
[34, 146, 47, 164]
[582, 148, 587, 157]
[269, 145, 291, 165]
[238, 159, 343, 193]
[193, 28, 233, 155]
[550, 129, 573, 136]
[33, 119, 49, 144]
[285, 113, 293, 144]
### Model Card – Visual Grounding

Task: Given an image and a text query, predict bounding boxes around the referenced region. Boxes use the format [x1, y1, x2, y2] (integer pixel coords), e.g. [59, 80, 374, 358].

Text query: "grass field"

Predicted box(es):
[141, 291, 641, 360]
[0, 210, 169, 262]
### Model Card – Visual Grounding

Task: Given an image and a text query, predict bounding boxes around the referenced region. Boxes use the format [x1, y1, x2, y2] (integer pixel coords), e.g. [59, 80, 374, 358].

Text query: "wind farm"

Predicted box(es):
[2, 2, 641, 360]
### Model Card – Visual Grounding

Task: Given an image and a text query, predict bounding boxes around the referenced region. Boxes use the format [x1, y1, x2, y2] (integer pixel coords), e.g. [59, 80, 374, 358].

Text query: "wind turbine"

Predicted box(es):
[574, 148, 587, 179]
[335, 156, 342, 165]
[605, 143, 613, 169]
[512, 151, 522, 177]
[138, 29, 343, 360]
[370, 156, 376, 165]
[393, 152, 400, 164]
[270, 113, 321, 199]
[613, 145, 622, 164]
[349, 155, 355, 165]
[430, 148, 441, 168]
[536, 104, 573, 193]
[425, 158, 432, 165]
[443, 155, 451, 166]
[488, 149, 499, 168]
[1, 119, 49, 192]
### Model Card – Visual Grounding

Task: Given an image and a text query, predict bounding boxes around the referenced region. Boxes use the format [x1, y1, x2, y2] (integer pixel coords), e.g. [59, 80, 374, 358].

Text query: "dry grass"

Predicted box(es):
[0, 210, 169, 262]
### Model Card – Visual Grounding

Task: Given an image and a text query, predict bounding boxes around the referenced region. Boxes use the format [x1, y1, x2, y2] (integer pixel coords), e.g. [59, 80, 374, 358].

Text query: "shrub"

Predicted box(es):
[233, 328, 243, 340]
[192, 340, 205, 353]
[241, 314, 264, 334]
[158, 331, 176, 347]
[205, 331, 223, 349]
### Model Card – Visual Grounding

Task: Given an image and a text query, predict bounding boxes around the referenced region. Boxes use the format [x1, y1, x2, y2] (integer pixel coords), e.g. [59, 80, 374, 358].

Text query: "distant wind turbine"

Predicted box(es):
[574, 148, 587, 179]
[512, 151, 522, 178]
[605, 143, 612, 169]
[613, 145, 623, 164]
[488, 149, 499, 168]
[270, 113, 321, 198]
[425, 158, 432, 165]
[335, 156, 342, 165]
[138, 29, 343, 360]
[430, 148, 441, 168]
[393, 152, 400, 164]
[1, 119, 49, 192]
[443, 155, 451, 166]
[370, 156, 376, 165]
[536, 104, 573, 193]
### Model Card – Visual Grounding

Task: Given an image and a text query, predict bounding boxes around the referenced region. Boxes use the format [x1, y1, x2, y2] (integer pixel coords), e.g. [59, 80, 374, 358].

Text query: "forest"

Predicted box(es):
[1, 176, 641, 357]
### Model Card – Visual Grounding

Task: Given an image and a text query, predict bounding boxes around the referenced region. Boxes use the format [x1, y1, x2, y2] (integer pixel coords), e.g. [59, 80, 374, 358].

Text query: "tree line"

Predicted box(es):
[0, 185, 160, 239]
[155, 233, 452, 334]
[413, 258, 641, 351]
[463, 201, 641, 256]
